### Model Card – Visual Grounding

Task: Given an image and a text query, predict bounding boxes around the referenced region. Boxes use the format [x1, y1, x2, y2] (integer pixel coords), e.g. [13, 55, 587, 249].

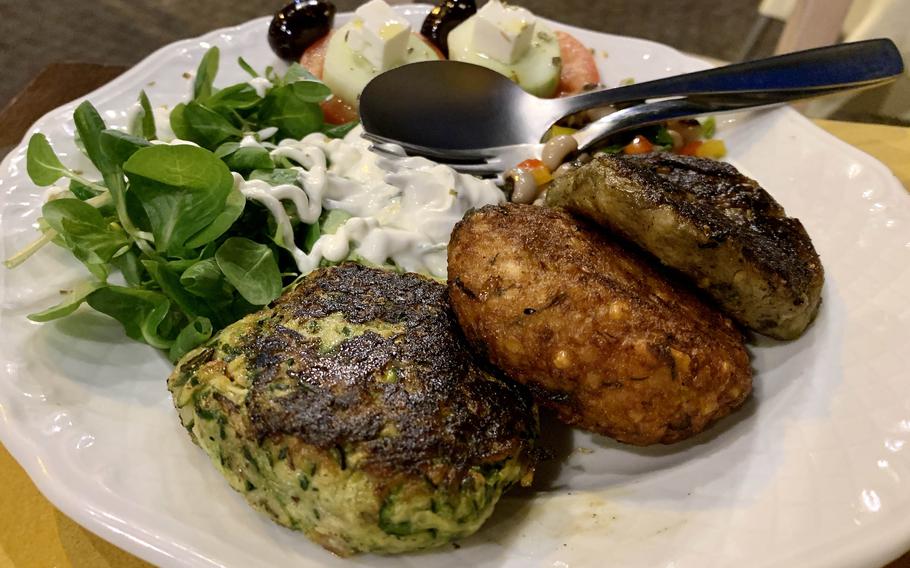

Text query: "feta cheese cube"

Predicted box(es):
[472, 0, 537, 64]
[345, 0, 412, 71]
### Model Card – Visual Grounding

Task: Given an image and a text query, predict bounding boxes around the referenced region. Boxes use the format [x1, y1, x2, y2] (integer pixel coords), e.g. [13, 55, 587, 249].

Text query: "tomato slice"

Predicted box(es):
[321, 96, 359, 125]
[300, 33, 331, 79]
[555, 31, 600, 97]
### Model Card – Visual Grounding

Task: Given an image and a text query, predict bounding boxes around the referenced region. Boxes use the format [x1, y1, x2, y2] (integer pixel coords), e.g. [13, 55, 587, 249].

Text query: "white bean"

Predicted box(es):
[508, 169, 538, 204]
[553, 162, 577, 178]
[585, 106, 615, 122]
[669, 119, 702, 143]
[541, 134, 579, 171]
[667, 129, 684, 151]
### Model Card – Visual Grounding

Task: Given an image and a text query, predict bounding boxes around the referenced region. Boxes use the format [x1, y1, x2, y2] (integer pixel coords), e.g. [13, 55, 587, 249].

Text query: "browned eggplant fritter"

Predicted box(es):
[447, 204, 752, 445]
[169, 263, 537, 555]
[546, 152, 824, 340]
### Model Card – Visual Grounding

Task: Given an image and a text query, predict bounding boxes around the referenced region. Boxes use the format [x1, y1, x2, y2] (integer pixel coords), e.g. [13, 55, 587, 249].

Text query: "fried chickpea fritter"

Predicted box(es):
[447, 204, 752, 445]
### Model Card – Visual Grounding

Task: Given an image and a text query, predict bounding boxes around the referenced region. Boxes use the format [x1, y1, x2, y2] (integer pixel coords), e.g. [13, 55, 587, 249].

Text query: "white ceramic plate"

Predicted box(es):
[2, 5, 910, 568]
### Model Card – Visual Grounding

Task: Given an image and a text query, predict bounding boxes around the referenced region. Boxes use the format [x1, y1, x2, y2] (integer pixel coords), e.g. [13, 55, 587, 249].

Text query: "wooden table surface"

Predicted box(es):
[1, 65, 909, 568]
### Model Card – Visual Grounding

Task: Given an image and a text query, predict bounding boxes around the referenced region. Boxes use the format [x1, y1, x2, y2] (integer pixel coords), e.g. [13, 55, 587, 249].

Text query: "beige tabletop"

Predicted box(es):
[0, 65, 909, 566]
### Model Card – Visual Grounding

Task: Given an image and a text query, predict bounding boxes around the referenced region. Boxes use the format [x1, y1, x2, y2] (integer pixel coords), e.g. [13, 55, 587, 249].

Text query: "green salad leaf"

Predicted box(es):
[170, 316, 214, 362]
[219, 145, 274, 173]
[250, 168, 299, 186]
[132, 90, 157, 140]
[74, 101, 118, 178]
[142, 259, 209, 320]
[283, 63, 321, 84]
[323, 121, 359, 139]
[205, 83, 261, 112]
[42, 199, 130, 265]
[69, 178, 104, 201]
[100, 129, 150, 166]
[215, 237, 282, 305]
[112, 248, 145, 287]
[124, 144, 234, 254]
[168, 103, 192, 141]
[86, 287, 173, 349]
[27, 281, 106, 323]
[181, 101, 243, 149]
[237, 56, 258, 79]
[7, 45, 365, 359]
[259, 82, 325, 139]
[193, 45, 220, 100]
[26, 134, 69, 186]
[180, 258, 227, 298]
[186, 185, 246, 250]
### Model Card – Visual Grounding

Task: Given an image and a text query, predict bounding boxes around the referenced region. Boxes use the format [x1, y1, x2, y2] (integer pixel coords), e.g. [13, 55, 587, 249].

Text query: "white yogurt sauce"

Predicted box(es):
[247, 77, 273, 97]
[234, 126, 504, 279]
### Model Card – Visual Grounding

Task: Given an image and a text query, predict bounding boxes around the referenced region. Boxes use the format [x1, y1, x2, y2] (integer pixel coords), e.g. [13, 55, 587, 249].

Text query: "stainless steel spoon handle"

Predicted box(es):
[572, 85, 845, 152]
[553, 39, 904, 123]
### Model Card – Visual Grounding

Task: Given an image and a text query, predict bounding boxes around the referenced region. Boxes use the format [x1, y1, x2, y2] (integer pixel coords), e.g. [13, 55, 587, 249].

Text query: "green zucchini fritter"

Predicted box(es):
[547, 152, 823, 340]
[168, 263, 537, 556]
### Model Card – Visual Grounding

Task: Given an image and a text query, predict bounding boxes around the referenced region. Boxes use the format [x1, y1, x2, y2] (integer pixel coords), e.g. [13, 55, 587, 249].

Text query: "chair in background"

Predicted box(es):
[773, 0, 853, 54]
[740, 0, 909, 123]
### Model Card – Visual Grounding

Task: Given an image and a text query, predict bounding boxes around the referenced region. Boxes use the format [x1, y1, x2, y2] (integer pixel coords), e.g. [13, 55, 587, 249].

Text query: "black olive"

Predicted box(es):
[420, 0, 477, 57]
[268, 0, 336, 62]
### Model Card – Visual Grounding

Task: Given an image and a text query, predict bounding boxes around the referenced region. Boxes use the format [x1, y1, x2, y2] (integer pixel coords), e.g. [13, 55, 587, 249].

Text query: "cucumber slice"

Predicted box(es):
[447, 17, 561, 98]
[322, 22, 442, 108]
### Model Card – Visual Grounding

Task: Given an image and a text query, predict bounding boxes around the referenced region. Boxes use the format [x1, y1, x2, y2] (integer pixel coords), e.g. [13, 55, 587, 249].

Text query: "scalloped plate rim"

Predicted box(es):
[1, 5, 909, 568]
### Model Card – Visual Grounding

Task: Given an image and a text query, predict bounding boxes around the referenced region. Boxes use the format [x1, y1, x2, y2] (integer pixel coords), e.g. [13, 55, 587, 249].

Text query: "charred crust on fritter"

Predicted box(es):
[181, 346, 216, 373]
[451, 277, 479, 300]
[607, 152, 819, 289]
[238, 263, 536, 479]
[524, 381, 575, 406]
[547, 152, 824, 339]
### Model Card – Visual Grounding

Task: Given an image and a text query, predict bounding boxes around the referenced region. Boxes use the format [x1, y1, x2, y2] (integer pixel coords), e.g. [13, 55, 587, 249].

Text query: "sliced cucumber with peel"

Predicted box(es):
[447, 17, 561, 98]
[322, 22, 442, 108]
